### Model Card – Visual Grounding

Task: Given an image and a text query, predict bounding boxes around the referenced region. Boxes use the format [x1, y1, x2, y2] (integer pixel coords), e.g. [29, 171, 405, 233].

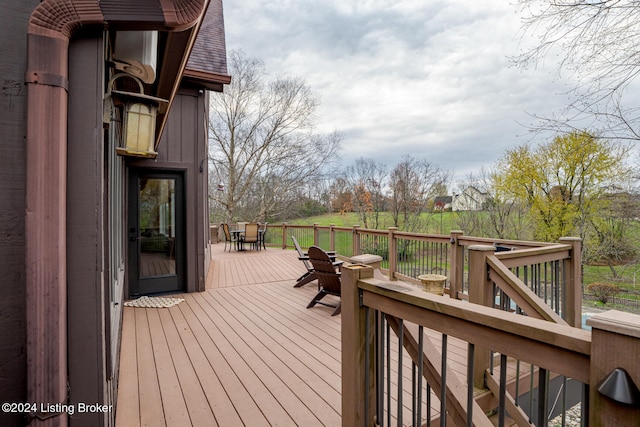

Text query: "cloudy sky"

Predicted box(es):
[221, 0, 570, 183]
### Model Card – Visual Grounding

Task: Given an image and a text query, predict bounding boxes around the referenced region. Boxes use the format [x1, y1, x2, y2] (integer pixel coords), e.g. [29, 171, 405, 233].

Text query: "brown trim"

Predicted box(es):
[182, 68, 231, 85]
[25, 0, 210, 424]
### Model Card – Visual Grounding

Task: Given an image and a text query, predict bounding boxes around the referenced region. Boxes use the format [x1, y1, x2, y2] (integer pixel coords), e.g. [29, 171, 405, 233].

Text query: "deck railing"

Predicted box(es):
[267, 223, 581, 324]
[341, 264, 640, 427]
[230, 222, 640, 424]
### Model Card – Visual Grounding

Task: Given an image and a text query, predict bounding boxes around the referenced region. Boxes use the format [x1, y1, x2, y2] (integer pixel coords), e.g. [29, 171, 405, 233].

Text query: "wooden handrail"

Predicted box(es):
[342, 261, 640, 426]
[487, 254, 567, 324]
[359, 278, 591, 383]
[268, 223, 581, 324]
[494, 244, 571, 268]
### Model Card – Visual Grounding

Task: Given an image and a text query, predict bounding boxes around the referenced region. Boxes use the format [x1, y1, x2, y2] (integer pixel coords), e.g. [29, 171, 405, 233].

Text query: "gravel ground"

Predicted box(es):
[548, 403, 582, 426]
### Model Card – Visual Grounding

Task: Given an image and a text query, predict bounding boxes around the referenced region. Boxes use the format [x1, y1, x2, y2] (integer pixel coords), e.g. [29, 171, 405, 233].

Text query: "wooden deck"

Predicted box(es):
[115, 244, 517, 426]
[116, 245, 345, 426]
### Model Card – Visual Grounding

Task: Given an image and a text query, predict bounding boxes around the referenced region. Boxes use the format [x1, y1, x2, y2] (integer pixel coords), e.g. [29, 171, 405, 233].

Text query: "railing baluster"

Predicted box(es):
[515, 360, 521, 406]
[555, 260, 561, 317]
[365, 306, 371, 427]
[387, 319, 391, 427]
[427, 383, 432, 427]
[378, 312, 385, 427]
[582, 383, 589, 427]
[418, 326, 424, 426]
[398, 319, 404, 426]
[412, 363, 417, 427]
[499, 354, 507, 427]
[537, 367, 548, 426]
[467, 343, 474, 427]
[440, 334, 447, 427]
[529, 364, 534, 423]
[561, 376, 567, 426]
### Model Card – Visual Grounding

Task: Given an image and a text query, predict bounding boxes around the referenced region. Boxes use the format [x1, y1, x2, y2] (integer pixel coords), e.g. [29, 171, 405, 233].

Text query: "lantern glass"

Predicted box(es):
[124, 102, 156, 154]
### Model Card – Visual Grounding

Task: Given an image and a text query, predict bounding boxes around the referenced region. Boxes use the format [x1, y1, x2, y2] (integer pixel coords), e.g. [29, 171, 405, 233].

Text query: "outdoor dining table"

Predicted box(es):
[230, 228, 265, 251]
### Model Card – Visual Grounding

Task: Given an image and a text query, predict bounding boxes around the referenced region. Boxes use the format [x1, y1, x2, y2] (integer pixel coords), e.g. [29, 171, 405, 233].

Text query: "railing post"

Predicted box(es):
[313, 223, 319, 246]
[468, 245, 496, 308]
[560, 237, 582, 327]
[388, 227, 398, 281]
[353, 225, 361, 256]
[468, 245, 496, 389]
[281, 222, 288, 249]
[330, 223, 336, 252]
[341, 263, 376, 427]
[587, 310, 640, 426]
[449, 230, 464, 299]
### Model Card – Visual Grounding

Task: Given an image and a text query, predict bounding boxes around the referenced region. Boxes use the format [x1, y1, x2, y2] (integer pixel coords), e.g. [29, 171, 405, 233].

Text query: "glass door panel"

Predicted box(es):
[128, 170, 184, 296]
[139, 178, 176, 278]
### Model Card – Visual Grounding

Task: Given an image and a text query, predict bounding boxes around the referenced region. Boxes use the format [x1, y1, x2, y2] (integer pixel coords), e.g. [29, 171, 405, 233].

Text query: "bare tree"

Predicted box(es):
[514, 0, 640, 141]
[345, 158, 388, 229]
[208, 50, 341, 222]
[388, 155, 450, 232]
[328, 176, 353, 214]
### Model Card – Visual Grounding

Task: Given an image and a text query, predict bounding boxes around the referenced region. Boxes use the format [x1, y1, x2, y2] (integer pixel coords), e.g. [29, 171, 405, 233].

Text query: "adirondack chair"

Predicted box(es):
[291, 236, 340, 288]
[306, 246, 342, 316]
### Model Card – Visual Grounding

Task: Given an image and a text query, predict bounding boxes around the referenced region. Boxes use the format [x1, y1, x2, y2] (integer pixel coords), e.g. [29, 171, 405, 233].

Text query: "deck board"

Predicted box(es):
[146, 309, 191, 427]
[116, 244, 520, 426]
[134, 309, 166, 427]
[114, 309, 139, 426]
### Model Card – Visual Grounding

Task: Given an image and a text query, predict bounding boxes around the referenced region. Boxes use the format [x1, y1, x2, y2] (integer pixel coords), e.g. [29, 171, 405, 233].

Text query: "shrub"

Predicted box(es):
[586, 283, 619, 304]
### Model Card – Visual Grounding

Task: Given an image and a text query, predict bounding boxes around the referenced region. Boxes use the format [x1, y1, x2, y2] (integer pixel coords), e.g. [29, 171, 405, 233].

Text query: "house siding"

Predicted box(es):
[0, 2, 39, 425]
[67, 36, 113, 427]
[0, 1, 222, 425]
[127, 87, 210, 295]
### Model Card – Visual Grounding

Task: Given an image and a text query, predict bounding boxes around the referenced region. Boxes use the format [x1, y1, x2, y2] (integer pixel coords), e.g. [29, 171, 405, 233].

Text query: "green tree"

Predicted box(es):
[453, 168, 533, 240]
[495, 131, 630, 241]
[586, 190, 640, 280]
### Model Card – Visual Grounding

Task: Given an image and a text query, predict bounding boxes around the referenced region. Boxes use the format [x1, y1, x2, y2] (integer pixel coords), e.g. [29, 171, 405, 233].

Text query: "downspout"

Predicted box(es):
[25, 1, 207, 425]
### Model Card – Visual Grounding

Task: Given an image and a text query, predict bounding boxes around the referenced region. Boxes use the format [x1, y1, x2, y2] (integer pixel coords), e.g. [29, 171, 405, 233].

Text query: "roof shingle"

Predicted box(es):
[185, 0, 230, 89]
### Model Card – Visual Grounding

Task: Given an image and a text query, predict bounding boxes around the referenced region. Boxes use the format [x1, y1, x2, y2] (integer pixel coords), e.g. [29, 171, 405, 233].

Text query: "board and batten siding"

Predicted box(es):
[129, 87, 210, 294]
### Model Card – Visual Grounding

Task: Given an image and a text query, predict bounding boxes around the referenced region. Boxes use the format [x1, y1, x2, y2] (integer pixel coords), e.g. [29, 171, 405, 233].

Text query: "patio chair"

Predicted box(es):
[306, 246, 342, 316]
[239, 223, 260, 251]
[291, 236, 340, 288]
[221, 223, 237, 252]
[259, 222, 268, 250]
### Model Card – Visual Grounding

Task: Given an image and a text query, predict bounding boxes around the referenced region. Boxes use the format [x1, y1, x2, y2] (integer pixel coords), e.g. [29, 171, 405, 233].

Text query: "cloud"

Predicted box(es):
[222, 0, 569, 180]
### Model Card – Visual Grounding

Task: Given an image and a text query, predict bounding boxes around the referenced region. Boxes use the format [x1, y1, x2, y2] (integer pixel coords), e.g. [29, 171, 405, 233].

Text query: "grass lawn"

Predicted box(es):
[285, 211, 458, 234]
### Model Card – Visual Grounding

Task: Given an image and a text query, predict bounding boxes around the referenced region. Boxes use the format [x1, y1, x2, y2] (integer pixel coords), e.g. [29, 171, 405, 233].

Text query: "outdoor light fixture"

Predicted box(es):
[106, 74, 168, 158]
[597, 367, 640, 407]
[117, 100, 159, 158]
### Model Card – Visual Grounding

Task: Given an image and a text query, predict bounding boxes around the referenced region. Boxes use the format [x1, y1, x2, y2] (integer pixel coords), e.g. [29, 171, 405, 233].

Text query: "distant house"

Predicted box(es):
[452, 186, 489, 211]
[0, 1, 229, 425]
[433, 196, 453, 211]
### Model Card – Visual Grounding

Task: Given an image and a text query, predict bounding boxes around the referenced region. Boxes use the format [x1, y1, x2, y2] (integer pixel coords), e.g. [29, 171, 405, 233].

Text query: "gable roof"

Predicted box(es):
[184, 0, 231, 91]
[434, 196, 453, 204]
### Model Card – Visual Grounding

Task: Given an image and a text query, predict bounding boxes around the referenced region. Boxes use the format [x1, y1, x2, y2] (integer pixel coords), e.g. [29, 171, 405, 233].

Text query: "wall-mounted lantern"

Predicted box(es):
[105, 73, 168, 158]
[116, 98, 159, 158]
